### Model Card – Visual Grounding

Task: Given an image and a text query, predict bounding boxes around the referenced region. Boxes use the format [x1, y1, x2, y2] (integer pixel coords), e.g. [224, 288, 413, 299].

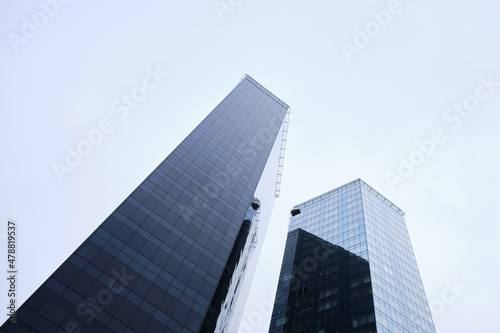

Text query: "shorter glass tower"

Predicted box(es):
[269, 179, 435, 333]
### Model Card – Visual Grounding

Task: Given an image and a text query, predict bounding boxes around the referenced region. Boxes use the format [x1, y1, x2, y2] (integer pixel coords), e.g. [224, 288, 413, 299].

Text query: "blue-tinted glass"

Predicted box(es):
[271, 179, 436, 333]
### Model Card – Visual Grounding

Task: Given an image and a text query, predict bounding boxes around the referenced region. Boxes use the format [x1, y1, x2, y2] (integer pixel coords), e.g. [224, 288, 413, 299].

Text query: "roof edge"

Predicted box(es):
[240, 74, 290, 109]
[292, 178, 405, 216]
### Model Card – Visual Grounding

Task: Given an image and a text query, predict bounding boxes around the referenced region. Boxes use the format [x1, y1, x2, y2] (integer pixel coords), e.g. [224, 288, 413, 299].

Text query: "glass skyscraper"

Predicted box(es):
[2, 75, 289, 332]
[269, 179, 436, 333]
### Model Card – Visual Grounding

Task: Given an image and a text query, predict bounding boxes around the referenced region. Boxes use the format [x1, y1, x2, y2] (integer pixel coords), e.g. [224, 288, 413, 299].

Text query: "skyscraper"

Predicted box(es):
[269, 179, 436, 333]
[2, 75, 290, 332]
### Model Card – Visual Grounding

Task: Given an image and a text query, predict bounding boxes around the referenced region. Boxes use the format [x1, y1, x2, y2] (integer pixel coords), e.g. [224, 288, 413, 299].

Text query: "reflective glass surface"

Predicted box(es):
[270, 229, 376, 333]
[271, 179, 435, 333]
[360, 182, 435, 333]
[2, 75, 289, 333]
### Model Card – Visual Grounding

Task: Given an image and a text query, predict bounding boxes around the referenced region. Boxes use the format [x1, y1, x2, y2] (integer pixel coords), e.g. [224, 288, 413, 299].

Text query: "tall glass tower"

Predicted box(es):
[2, 75, 290, 333]
[269, 179, 436, 333]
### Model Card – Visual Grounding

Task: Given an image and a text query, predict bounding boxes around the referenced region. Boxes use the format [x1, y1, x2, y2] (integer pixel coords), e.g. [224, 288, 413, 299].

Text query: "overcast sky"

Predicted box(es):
[1, 1, 499, 332]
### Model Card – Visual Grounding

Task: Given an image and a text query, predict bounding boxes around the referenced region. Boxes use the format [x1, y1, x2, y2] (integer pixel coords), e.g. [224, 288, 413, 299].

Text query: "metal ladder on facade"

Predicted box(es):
[275, 108, 290, 198]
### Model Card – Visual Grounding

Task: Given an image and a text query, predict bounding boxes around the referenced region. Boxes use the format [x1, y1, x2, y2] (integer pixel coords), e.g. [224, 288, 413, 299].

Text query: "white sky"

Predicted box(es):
[1, 1, 499, 332]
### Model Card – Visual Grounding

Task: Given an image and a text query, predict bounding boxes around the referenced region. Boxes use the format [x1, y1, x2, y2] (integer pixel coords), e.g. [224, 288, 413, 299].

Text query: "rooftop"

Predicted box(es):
[241, 74, 290, 109]
[292, 178, 405, 216]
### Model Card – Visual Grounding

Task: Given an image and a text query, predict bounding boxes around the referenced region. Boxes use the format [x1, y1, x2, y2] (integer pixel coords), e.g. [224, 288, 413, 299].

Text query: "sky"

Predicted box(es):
[1, 0, 499, 332]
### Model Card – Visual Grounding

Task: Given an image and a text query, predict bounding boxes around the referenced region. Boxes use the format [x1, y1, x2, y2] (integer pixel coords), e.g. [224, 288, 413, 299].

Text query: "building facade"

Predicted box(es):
[2, 75, 289, 332]
[269, 179, 436, 333]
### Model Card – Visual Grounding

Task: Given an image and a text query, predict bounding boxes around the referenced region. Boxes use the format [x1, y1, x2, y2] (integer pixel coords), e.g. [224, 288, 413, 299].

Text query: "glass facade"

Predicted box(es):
[270, 179, 436, 333]
[2, 75, 289, 332]
[270, 228, 376, 333]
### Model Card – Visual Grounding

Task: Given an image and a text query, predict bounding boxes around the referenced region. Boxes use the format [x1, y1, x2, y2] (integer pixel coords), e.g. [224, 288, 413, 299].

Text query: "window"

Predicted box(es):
[275, 316, 288, 326]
